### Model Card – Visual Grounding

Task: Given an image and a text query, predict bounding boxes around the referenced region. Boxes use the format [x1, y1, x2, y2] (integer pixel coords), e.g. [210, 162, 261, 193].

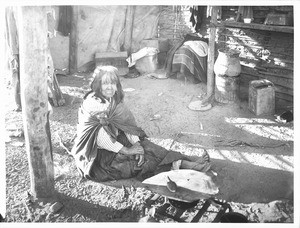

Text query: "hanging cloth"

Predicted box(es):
[237, 6, 253, 20]
[190, 6, 197, 27]
[189, 6, 206, 32]
[57, 6, 73, 36]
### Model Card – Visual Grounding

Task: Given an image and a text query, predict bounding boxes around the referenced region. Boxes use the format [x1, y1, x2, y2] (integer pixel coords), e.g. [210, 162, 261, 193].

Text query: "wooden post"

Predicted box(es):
[206, 6, 218, 102]
[124, 5, 135, 54]
[18, 6, 54, 198]
[69, 6, 78, 74]
[0, 6, 7, 219]
[174, 5, 178, 40]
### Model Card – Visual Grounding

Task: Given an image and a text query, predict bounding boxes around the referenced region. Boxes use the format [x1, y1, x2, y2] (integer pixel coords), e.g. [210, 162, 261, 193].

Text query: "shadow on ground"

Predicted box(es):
[211, 158, 293, 204]
[54, 192, 140, 222]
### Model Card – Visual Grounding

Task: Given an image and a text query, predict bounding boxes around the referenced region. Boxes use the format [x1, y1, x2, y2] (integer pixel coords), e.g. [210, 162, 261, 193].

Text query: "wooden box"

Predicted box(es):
[264, 13, 293, 26]
[248, 79, 275, 116]
[95, 52, 128, 76]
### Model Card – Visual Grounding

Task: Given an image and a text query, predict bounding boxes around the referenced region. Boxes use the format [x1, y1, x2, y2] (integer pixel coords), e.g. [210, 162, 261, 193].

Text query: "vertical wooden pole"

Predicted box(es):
[124, 5, 135, 54]
[206, 6, 218, 101]
[18, 6, 54, 198]
[0, 6, 7, 218]
[69, 6, 78, 74]
[174, 5, 178, 40]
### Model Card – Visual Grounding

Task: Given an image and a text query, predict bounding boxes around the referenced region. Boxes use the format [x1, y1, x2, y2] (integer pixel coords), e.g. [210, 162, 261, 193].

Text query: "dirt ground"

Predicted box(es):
[3, 68, 294, 223]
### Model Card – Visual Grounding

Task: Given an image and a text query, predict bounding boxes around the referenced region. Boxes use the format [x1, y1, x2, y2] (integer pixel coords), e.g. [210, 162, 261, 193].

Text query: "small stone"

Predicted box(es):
[38, 202, 44, 207]
[49, 202, 63, 214]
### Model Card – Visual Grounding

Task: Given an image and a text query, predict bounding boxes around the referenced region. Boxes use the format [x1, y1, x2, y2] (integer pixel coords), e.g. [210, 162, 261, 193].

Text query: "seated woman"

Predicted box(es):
[71, 65, 212, 182]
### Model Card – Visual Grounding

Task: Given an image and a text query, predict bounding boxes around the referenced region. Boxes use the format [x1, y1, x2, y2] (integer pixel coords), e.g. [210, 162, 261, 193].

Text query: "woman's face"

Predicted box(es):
[101, 81, 117, 99]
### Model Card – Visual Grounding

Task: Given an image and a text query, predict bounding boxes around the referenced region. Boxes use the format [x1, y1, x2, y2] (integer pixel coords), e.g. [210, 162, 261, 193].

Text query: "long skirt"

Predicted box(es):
[89, 131, 210, 182]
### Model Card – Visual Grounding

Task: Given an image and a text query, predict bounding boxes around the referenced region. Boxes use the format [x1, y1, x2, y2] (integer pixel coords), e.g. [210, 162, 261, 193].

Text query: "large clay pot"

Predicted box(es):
[214, 48, 241, 77]
[214, 48, 241, 103]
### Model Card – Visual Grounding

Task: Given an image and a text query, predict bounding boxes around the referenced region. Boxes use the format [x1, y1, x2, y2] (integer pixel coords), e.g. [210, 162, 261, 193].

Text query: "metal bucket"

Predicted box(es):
[135, 53, 158, 74]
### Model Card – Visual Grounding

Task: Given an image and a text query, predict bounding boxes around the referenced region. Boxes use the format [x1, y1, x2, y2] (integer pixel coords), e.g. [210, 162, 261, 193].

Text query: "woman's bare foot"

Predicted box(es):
[190, 149, 210, 163]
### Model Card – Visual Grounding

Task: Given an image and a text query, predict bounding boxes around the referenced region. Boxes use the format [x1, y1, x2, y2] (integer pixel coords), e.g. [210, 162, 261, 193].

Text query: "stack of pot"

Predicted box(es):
[213, 48, 241, 104]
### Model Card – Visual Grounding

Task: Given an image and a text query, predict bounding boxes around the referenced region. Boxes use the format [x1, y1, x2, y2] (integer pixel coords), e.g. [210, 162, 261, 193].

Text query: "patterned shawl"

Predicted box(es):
[71, 99, 146, 179]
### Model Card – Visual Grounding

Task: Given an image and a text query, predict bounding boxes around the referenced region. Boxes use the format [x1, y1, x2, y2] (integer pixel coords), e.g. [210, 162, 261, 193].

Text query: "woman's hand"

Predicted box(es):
[130, 142, 145, 166]
[129, 142, 144, 155]
[136, 154, 145, 167]
[119, 142, 144, 156]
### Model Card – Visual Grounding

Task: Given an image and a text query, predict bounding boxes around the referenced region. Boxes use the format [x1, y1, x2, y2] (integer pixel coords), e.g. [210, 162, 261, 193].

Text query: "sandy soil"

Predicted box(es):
[3, 69, 294, 223]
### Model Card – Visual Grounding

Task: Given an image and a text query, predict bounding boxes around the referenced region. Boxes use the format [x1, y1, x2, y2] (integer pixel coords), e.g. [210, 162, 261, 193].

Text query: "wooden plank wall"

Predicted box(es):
[218, 6, 294, 108]
[222, 6, 293, 24]
[158, 5, 194, 46]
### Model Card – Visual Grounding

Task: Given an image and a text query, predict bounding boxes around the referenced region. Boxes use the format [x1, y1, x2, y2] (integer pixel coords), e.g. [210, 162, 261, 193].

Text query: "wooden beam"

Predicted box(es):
[69, 6, 78, 74]
[18, 6, 54, 198]
[219, 21, 294, 34]
[206, 6, 218, 101]
[0, 5, 7, 220]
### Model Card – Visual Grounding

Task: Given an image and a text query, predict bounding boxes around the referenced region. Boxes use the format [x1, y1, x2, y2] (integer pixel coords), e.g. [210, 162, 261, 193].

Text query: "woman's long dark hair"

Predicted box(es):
[84, 66, 124, 104]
